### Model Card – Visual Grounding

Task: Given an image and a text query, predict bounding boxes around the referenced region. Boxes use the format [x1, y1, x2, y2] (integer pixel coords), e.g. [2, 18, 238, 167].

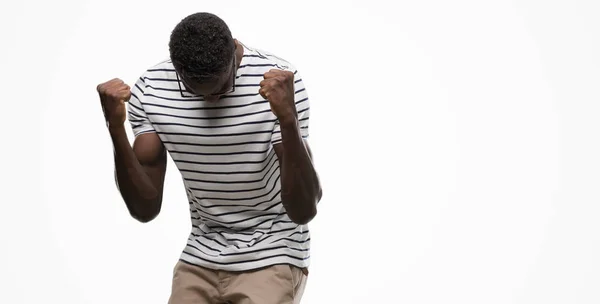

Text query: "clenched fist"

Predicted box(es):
[97, 78, 131, 128]
[259, 69, 297, 123]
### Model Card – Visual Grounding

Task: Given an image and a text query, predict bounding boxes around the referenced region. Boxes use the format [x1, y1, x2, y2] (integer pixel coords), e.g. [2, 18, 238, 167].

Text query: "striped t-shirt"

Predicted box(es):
[126, 43, 311, 272]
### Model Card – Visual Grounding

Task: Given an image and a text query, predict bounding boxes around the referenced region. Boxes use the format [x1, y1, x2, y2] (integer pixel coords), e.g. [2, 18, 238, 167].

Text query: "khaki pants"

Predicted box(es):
[168, 260, 308, 304]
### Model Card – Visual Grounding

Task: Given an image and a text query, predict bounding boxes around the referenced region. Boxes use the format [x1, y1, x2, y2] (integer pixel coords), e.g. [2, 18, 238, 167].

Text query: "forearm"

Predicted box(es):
[109, 126, 161, 220]
[279, 118, 321, 224]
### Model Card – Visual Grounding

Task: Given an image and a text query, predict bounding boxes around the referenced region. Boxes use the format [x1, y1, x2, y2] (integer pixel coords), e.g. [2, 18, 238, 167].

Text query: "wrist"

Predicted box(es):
[278, 115, 298, 128]
[108, 123, 126, 135]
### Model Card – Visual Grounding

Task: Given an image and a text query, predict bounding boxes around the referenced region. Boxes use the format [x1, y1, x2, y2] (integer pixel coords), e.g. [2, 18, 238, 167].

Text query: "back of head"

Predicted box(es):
[169, 12, 235, 82]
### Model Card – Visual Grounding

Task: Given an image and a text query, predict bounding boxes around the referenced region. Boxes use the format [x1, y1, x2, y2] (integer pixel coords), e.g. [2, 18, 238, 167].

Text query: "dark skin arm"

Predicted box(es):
[274, 135, 322, 225]
[261, 69, 322, 225]
[110, 128, 167, 222]
[98, 78, 167, 223]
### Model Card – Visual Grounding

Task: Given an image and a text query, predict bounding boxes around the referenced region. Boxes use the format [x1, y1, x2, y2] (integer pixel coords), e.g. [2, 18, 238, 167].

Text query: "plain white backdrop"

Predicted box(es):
[1, 0, 599, 303]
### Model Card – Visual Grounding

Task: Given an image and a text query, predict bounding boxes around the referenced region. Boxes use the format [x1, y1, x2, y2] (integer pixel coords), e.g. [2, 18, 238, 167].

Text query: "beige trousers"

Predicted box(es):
[168, 260, 308, 304]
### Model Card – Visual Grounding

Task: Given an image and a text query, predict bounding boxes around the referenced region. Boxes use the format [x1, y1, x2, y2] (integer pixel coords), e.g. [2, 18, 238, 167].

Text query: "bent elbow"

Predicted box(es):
[287, 203, 317, 225]
[293, 214, 316, 225]
[131, 210, 159, 223]
[126, 198, 162, 223]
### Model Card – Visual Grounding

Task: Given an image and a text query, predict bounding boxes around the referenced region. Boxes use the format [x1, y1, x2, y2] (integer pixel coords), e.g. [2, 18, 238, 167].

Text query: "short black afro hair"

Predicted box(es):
[169, 12, 235, 82]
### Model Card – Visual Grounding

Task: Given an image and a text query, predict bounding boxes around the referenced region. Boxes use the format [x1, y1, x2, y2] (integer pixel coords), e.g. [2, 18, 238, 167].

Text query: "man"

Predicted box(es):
[96, 12, 322, 304]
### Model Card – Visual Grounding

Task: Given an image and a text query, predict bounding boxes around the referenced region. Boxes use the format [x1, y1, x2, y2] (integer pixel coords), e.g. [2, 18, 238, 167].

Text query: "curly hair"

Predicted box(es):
[169, 12, 235, 82]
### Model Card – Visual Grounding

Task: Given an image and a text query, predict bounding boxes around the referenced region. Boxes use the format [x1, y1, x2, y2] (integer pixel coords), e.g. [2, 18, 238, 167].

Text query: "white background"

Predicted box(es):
[1, 0, 599, 303]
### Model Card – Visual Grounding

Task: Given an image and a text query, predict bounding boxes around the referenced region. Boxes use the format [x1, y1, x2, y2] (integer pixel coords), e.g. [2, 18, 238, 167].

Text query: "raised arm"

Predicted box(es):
[273, 133, 321, 225]
[260, 69, 322, 225]
[97, 78, 167, 223]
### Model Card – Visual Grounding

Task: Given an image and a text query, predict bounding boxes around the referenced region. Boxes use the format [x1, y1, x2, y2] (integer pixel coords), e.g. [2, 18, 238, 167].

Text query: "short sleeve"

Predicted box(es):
[271, 68, 310, 145]
[127, 77, 156, 137]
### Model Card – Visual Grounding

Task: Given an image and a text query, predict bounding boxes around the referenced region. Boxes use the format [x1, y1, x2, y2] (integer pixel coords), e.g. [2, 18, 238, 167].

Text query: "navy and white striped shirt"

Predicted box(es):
[127, 43, 311, 271]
